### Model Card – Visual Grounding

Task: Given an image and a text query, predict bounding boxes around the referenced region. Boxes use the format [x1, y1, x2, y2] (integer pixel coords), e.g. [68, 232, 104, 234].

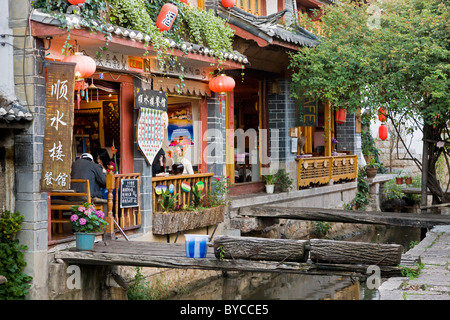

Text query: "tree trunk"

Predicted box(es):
[310, 239, 403, 266]
[213, 236, 309, 262]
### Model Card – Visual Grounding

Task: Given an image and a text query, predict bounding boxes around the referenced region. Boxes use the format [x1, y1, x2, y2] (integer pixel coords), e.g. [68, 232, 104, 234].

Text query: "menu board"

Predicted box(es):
[41, 61, 76, 191]
[120, 178, 139, 208]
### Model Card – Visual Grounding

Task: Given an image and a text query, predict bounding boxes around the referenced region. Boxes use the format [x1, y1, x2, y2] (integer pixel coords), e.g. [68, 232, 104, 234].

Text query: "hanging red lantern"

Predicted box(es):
[379, 123, 388, 140]
[209, 74, 235, 94]
[68, 0, 86, 5]
[62, 52, 96, 79]
[156, 3, 178, 32]
[378, 107, 387, 122]
[221, 0, 235, 8]
[335, 108, 347, 124]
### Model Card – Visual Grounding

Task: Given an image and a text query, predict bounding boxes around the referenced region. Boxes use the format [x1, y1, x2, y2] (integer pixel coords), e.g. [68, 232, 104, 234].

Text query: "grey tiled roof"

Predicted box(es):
[217, 6, 320, 48]
[0, 91, 33, 122]
[30, 9, 249, 65]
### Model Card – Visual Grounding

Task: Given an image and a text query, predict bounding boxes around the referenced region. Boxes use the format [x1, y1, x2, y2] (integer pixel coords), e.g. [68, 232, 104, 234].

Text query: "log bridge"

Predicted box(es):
[55, 235, 419, 278]
[238, 206, 450, 229]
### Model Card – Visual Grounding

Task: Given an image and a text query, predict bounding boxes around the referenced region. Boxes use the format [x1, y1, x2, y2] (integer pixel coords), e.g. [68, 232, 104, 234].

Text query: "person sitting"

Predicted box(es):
[92, 148, 116, 173]
[70, 153, 106, 201]
[152, 148, 166, 177]
[173, 144, 194, 175]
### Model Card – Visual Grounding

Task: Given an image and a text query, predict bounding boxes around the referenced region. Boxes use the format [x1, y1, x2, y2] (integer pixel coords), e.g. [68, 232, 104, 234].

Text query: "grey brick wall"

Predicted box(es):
[335, 113, 360, 155]
[267, 79, 296, 164]
[206, 96, 226, 177]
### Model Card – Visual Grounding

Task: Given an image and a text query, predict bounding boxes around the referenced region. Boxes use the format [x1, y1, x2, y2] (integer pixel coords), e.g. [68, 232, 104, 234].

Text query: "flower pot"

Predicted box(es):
[405, 177, 412, 185]
[365, 168, 378, 179]
[184, 234, 208, 258]
[75, 232, 96, 251]
[265, 184, 275, 193]
[396, 177, 404, 184]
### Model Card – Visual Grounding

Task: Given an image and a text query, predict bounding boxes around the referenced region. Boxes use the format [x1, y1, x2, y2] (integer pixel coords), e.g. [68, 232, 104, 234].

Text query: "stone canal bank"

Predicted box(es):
[379, 225, 450, 300]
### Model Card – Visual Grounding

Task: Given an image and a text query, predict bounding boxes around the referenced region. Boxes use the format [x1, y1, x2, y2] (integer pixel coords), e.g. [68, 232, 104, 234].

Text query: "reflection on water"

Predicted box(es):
[169, 226, 421, 300]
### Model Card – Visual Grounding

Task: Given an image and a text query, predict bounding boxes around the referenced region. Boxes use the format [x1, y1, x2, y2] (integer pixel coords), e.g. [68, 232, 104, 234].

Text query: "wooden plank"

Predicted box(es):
[54, 240, 403, 277]
[213, 236, 308, 262]
[310, 239, 403, 266]
[239, 206, 450, 229]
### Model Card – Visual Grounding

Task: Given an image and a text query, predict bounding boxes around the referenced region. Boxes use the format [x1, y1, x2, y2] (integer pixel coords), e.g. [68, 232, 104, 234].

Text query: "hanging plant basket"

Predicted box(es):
[152, 205, 225, 235]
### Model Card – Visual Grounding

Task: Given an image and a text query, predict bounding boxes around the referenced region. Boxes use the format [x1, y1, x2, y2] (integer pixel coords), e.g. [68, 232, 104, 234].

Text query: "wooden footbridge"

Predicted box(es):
[238, 206, 450, 229]
[54, 206, 450, 278]
[55, 235, 420, 279]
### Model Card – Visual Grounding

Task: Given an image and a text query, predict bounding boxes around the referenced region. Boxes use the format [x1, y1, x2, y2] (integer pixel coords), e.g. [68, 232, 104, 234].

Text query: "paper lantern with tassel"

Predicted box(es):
[221, 0, 235, 8]
[335, 108, 347, 124]
[379, 123, 388, 140]
[156, 3, 178, 32]
[208, 74, 235, 94]
[378, 107, 387, 122]
[68, 0, 86, 5]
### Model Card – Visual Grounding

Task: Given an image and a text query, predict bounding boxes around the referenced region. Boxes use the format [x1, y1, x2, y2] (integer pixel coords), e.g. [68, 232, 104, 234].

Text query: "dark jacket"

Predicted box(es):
[70, 158, 107, 199]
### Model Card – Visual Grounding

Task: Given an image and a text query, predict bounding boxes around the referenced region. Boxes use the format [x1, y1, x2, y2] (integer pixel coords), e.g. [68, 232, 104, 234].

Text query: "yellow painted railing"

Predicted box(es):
[152, 173, 214, 212]
[296, 155, 358, 189]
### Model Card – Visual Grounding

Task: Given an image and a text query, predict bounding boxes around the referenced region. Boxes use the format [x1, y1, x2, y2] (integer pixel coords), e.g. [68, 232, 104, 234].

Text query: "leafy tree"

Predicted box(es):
[290, 0, 449, 204]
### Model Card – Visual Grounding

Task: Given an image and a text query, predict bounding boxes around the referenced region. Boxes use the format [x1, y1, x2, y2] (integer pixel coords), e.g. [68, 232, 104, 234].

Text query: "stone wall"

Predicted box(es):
[10, 0, 49, 299]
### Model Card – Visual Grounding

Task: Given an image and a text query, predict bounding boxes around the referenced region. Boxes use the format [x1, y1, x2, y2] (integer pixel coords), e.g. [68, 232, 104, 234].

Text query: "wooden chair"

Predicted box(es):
[50, 179, 105, 235]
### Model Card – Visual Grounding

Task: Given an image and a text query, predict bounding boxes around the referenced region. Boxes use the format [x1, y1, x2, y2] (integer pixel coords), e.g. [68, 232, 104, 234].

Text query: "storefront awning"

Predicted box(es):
[30, 9, 249, 72]
[152, 77, 211, 97]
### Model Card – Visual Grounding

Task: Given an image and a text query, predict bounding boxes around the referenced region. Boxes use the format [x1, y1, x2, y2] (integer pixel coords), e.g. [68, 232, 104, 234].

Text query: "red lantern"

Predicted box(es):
[156, 3, 178, 32]
[335, 108, 347, 124]
[221, 0, 235, 8]
[378, 107, 387, 122]
[68, 0, 86, 5]
[62, 52, 96, 79]
[379, 123, 388, 140]
[209, 74, 235, 94]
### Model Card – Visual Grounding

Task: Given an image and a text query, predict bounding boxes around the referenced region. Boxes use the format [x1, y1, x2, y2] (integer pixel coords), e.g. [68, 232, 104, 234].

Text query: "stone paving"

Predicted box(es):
[379, 225, 450, 300]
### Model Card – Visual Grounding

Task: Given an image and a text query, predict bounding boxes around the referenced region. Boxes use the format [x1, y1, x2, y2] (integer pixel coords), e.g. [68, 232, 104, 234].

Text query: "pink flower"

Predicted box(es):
[85, 208, 93, 215]
[95, 210, 105, 219]
[214, 177, 220, 181]
[78, 206, 86, 212]
[70, 214, 79, 222]
[79, 218, 87, 225]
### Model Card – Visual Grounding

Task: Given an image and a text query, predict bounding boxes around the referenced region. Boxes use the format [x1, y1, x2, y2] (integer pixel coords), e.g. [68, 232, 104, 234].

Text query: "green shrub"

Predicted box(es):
[0, 211, 32, 300]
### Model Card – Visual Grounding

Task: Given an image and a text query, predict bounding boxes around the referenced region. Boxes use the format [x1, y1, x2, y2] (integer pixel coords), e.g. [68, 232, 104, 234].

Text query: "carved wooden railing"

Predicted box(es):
[296, 155, 358, 189]
[105, 170, 141, 237]
[152, 173, 214, 212]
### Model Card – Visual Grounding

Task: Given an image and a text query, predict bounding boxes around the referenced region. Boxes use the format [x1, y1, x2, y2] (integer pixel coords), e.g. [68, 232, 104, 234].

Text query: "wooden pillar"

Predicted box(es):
[324, 101, 332, 156]
[105, 165, 115, 238]
[225, 92, 235, 183]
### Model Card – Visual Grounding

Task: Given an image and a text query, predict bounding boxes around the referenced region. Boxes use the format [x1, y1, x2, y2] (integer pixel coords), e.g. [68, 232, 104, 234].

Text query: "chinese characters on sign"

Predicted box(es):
[296, 99, 318, 127]
[134, 88, 168, 111]
[41, 61, 75, 191]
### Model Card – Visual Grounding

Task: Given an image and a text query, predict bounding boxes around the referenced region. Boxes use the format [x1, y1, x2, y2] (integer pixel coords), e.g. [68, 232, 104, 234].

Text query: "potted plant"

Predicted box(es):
[263, 174, 278, 193]
[364, 159, 381, 179]
[70, 203, 108, 251]
[396, 168, 412, 184]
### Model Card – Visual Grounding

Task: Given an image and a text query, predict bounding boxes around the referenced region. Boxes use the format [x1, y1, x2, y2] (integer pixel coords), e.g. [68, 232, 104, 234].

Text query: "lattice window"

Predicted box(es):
[236, 0, 261, 16]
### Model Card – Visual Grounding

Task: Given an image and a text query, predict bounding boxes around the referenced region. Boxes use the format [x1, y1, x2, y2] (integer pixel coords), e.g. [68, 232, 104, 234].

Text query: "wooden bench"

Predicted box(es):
[50, 179, 106, 235]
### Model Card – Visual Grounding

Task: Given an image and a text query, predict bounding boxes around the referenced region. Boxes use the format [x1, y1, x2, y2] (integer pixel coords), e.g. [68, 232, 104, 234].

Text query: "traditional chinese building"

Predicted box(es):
[2, 0, 361, 299]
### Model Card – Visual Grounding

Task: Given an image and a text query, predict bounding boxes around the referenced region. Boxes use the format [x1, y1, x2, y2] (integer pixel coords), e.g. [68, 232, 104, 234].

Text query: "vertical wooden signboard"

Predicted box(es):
[41, 61, 76, 191]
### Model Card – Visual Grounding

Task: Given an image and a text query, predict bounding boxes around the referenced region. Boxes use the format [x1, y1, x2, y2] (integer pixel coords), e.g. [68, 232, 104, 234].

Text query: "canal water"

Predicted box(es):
[168, 225, 421, 300]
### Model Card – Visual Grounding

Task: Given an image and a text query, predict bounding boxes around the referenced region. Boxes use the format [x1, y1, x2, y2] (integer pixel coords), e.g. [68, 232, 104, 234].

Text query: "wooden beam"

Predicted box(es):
[239, 206, 450, 229]
[213, 236, 309, 262]
[310, 239, 402, 266]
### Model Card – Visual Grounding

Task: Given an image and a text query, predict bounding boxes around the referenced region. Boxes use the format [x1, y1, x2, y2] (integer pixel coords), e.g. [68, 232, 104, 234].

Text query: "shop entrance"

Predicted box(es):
[73, 79, 121, 169]
[233, 73, 262, 184]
